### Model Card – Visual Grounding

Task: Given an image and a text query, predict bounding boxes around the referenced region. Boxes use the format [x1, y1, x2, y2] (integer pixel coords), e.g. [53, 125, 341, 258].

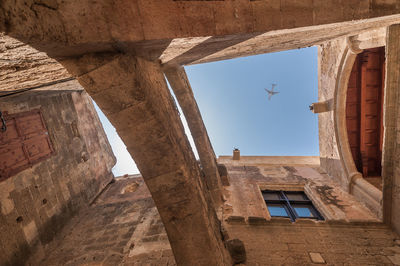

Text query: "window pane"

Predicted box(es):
[293, 206, 315, 218]
[286, 192, 307, 201]
[262, 191, 280, 200]
[267, 205, 288, 217]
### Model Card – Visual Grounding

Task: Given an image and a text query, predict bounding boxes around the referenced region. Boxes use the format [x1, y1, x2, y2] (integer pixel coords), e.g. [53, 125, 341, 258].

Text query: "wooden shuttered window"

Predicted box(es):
[0, 109, 54, 181]
[346, 47, 385, 177]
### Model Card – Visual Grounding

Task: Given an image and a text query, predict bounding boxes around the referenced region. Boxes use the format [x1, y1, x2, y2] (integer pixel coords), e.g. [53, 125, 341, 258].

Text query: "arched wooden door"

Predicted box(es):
[346, 47, 385, 188]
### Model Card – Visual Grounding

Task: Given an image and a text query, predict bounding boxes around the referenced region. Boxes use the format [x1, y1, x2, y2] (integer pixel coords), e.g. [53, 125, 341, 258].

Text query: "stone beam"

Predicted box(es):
[382, 24, 400, 233]
[155, 16, 400, 66]
[60, 54, 231, 265]
[164, 66, 223, 206]
[2, 1, 400, 58]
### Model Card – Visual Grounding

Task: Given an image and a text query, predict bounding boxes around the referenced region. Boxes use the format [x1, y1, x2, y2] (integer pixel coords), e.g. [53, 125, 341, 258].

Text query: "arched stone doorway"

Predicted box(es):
[346, 47, 385, 189]
[334, 35, 386, 218]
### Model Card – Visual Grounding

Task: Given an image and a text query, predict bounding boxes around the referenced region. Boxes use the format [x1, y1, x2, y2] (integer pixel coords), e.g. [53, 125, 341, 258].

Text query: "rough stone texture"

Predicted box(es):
[319, 28, 400, 235]
[2, 2, 400, 265]
[226, 238, 246, 264]
[218, 164, 230, 186]
[36, 176, 176, 266]
[318, 38, 349, 190]
[0, 87, 115, 265]
[61, 54, 231, 265]
[227, 223, 399, 265]
[218, 156, 378, 222]
[309, 252, 326, 264]
[158, 17, 400, 66]
[0, 34, 71, 92]
[1, 1, 400, 59]
[220, 156, 400, 265]
[30, 173, 400, 266]
[164, 66, 223, 205]
[384, 24, 400, 235]
[388, 254, 400, 265]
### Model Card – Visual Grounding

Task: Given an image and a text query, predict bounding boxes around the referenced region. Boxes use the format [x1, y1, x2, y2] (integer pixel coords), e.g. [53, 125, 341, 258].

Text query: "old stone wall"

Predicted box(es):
[34, 176, 175, 266]
[219, 156, 400, 265]
[227, 223, 400, 265]
[385, 24, 400, 236]
[319, 31, 400, 235]
[0, 34, 71, 92]
[393, 41, 400, 237]
[318, 38, 349, 190]
[61, 53, 231, 265]
[29, 157, 400, 266]
[2, 0, 400, 59]
[219, 156, 378, 223]
[0, 86, 116, 265]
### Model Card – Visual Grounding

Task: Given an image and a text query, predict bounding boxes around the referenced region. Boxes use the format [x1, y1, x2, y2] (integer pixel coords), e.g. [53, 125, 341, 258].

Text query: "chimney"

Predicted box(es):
[233, 148, 240, 160]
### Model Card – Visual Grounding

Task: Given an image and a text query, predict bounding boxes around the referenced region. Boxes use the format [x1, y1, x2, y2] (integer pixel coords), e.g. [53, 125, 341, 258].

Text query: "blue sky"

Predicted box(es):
[95, 47, 319, 176]
[185, 47, 319, 157]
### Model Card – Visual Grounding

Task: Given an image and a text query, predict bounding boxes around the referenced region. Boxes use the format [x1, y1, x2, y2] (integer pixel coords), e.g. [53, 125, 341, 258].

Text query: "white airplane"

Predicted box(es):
[265, 83, 279, 100]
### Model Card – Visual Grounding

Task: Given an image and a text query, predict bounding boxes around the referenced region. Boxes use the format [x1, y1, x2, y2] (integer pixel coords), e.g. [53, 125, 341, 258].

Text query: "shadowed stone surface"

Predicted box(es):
[0, 88, 115, 266]
[0, 34, 71, 92]
[226, 238, 246, 264]
[164, 66, 223, 206]
[36, 176, 176, 266]
[383, 24, 400, 235]
[2, 0, 400, 59]
[60, 54, 231, 265]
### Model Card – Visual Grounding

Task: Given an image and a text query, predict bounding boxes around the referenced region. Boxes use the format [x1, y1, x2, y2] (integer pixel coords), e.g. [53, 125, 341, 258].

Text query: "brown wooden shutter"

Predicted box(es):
[0, 109, 54, 181]
[346, 47, 385, 177]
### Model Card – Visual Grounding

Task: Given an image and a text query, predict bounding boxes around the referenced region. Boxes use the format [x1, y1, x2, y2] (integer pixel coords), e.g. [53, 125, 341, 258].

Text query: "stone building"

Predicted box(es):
[0, 91, 116, 263]
[1, 1, 400, 265]
[0, 36, 116, 265]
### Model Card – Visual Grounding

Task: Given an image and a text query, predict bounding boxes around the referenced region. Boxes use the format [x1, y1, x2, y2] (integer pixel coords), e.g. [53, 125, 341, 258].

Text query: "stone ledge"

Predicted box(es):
[226, 216, 388, 228]
[247, 216, 267, 225]
[226, 216, 246, 224]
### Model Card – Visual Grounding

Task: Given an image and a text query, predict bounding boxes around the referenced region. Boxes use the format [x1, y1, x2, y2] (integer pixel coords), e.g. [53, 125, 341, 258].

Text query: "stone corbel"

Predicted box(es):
[346, 36, 363, 55]
[309, 99, 334, 113]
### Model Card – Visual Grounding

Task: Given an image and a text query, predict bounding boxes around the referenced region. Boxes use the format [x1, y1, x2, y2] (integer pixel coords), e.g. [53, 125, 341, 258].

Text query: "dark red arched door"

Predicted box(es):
[346, 47, 385, 189]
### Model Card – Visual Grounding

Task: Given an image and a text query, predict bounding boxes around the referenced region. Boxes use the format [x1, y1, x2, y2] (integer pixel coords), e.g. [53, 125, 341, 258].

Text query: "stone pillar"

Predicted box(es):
[164, 66, 224, 206]
[382, 24, 400, 233]
[60, 54, 231, 265]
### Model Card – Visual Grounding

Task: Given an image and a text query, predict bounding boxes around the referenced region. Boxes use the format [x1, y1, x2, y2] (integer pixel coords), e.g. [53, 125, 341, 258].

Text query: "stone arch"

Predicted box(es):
[333, 35, 385, 218]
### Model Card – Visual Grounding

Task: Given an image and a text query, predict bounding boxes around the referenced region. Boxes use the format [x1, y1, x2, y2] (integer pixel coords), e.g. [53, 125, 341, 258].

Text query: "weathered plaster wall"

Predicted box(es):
[219, 156, 400, 265]
[318, 38, 349, 189]
[0, 86, 115, 265]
